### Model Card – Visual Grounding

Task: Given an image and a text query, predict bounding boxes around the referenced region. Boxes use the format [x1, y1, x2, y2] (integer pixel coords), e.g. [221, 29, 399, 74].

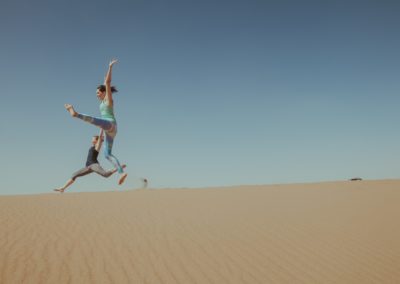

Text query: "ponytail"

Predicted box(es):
[97, 85, 118, 93]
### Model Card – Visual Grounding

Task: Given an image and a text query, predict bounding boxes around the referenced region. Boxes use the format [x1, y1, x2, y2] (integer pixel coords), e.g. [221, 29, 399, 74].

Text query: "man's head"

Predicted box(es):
[91, 135, 103, 145]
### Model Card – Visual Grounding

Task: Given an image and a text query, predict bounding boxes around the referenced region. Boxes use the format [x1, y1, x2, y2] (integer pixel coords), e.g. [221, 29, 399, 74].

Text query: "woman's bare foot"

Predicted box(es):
[65, 104, 77, 117]
[54, 188, 65, 193]
[118, 173, 128, 185]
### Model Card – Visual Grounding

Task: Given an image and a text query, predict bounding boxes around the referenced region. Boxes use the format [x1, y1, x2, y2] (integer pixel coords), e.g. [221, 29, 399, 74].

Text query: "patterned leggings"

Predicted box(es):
[76, 113, 124, 174]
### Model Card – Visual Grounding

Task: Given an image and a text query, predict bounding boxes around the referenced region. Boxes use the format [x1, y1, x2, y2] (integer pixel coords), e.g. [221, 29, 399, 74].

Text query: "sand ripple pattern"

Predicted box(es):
[1, 180, 400, 283]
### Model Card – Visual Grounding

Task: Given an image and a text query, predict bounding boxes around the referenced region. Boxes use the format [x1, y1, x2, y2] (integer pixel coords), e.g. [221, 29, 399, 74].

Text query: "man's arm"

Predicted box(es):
[95, 129, 104, 152]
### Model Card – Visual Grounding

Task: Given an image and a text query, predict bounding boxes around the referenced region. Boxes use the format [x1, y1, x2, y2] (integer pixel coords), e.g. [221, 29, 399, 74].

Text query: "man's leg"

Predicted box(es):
[89, 163, 127, 178]
[54, 179, 75, 193]
[54, 167, 92, 193]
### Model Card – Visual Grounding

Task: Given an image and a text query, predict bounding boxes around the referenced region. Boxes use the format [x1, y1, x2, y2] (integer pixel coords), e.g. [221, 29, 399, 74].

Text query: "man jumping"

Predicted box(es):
[54, 129, 126, 193]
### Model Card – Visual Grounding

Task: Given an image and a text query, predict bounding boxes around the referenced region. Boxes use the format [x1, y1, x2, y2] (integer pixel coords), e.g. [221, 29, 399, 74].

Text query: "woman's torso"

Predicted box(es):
[100, 100, 116, 122]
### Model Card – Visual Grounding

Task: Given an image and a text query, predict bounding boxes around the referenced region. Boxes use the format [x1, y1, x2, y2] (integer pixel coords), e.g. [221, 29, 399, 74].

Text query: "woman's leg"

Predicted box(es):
[104, 130, 124, 173]
[65, 104, 115, 131]
[76, 113, 116, 132]
[104, 130, 128, 185]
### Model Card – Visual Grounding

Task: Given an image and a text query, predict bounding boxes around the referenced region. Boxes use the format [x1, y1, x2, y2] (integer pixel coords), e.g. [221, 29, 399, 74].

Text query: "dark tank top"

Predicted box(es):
[86, 146, 99, 167]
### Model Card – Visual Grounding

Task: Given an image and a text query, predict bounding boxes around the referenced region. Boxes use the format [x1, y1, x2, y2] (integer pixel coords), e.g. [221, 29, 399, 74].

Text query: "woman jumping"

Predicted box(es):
[65, 59, 128, 185]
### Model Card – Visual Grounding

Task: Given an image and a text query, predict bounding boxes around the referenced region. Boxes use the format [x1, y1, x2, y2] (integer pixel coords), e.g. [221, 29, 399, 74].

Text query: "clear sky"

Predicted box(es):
[1, 0, 400, 195]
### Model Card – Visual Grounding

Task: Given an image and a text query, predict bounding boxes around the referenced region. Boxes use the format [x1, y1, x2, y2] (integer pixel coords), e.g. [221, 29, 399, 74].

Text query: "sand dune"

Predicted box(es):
[1, 180, 400, 283]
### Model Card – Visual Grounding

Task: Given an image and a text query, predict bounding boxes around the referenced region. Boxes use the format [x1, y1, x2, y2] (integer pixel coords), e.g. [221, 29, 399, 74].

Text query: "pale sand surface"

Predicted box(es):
[1, 180, 400, 283]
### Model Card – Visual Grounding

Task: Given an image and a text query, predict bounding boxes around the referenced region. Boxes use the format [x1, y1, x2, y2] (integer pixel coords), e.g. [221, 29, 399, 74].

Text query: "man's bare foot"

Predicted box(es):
[54, 188, 65, 193]
[118, 173, 128, 185]
[65, 104, 77, 117]
[111, 164, 127, 175]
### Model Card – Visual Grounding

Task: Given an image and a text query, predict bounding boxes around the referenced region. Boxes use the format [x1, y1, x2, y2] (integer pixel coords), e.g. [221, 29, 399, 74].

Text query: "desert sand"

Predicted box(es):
[1, 180, 400, 283]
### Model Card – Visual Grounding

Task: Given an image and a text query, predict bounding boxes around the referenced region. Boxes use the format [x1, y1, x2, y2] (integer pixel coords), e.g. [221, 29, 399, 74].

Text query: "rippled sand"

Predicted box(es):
[1, 180, 400, 283]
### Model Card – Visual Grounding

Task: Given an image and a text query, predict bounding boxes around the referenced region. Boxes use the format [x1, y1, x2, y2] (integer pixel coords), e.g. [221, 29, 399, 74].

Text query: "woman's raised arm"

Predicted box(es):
[104, 59, 118, 105]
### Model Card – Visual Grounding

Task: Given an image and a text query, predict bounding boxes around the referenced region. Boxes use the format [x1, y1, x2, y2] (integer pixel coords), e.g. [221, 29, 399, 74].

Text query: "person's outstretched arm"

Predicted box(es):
[104, 59, 118, 105]
[95, 129, 104, 152]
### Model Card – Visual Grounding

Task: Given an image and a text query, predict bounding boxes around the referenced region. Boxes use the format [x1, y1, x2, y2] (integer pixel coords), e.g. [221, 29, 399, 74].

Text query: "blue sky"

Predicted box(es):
[1, 0, 400, 194]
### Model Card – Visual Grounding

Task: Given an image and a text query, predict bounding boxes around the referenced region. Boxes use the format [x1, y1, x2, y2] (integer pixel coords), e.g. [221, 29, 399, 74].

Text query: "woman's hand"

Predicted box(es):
[109, 59, 118, 67]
